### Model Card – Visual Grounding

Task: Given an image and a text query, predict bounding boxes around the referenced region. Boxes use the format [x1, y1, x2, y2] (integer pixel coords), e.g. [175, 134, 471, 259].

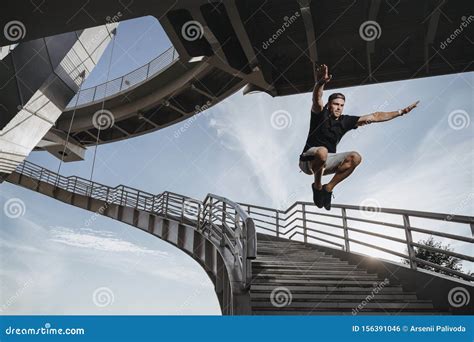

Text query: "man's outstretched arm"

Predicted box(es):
[356, 101, 420, 126]
[312, 64, 332, 113]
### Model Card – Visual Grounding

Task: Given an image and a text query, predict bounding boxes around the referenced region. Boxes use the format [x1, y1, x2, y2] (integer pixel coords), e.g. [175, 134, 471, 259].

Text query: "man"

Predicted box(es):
[300, 64, 419, 210]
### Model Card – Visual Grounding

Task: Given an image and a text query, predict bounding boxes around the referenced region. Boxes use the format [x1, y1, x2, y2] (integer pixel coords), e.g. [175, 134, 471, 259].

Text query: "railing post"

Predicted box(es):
[403, 214, 417, 270]
[276, 210, 280, 238]
[208, 198, 213, 237]
[197, 203, 202, 231]
[220, 202, 226, 247]
[146, 63, 151, 78]
[341, 208, 350, 252]
[164, 192, 169, 218]
[181, 198, 185, 222]
[302, 203, 307, 244]
[117, 188, 121, 206]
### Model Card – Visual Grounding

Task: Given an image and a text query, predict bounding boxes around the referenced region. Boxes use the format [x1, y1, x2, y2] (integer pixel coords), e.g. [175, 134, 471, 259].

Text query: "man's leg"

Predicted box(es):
[324, 152, 362, 192]
[310, 147, 328, 190]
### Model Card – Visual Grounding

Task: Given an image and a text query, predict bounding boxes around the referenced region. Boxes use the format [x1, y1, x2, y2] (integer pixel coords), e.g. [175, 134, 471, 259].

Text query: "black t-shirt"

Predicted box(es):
[302, 106, 359, 153]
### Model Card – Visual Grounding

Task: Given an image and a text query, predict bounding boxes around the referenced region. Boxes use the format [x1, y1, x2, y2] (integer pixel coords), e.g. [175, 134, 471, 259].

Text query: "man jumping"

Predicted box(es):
[299, 64, 419, 210]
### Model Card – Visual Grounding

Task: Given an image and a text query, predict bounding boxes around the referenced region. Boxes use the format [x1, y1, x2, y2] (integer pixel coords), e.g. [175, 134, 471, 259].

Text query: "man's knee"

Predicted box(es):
[347, 152, 362, 166]
[314, 147, 328, 162]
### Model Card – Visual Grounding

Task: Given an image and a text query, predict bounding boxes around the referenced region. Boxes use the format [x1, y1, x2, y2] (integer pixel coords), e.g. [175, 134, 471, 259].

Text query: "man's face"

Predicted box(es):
[329, 99, 345, 118]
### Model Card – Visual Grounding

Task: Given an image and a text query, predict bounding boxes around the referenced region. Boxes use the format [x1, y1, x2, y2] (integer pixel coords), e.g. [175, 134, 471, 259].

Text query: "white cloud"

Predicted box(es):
[48, 226, 169, 257]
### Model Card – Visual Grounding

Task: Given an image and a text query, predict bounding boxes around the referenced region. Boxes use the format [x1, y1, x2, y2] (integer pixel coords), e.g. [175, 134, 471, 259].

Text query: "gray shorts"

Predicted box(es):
[299, 147, 352, 175]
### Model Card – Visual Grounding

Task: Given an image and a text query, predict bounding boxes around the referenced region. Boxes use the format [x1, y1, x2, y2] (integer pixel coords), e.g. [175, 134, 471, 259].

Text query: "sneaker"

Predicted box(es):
[321, 185, 333, 210]
[312, 184, 323, 208]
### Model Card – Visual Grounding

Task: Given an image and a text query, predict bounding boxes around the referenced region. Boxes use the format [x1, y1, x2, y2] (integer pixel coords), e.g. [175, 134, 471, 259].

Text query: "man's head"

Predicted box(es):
[327, 93, 345, 118]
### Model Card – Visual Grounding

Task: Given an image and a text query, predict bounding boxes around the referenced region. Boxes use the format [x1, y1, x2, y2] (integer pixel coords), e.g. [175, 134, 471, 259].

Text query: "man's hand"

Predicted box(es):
[312, 64, 332, 112]
[316, 64, 332, 84]
[400, 100, 420, 115]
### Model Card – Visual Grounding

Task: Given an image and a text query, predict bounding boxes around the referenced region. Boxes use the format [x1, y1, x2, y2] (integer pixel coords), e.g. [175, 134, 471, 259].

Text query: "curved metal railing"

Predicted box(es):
[15, 160, 256, 288]
[238, 200, 474, 281]
[13, 160, 473, 282]
[66, 46, 179, 108]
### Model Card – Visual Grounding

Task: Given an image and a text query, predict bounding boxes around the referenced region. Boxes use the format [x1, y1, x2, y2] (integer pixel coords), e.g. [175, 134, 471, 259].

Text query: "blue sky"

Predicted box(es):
[1, 16, 473, 315]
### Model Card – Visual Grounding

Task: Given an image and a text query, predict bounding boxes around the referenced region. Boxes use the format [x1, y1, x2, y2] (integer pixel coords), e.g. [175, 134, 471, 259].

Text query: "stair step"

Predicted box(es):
[252, 268, 369, 275]
[253, 276, 388, 286]
[250, 293, 418, 300]
[257, 246, 313, 251]
[252, 264, 356, 271]
[256, 253, 330, 259]
[251, 284, 404, 292]
[257, 240, 303, 243]
[251, 309, 441, 315]
[256, 257, 342, 263]
[257, 246, 324, 251]
[255, 258, 348, 264]
[252, 261, 355, 267]
[250, 302, 433, 310]
[257, 248, 329, 257]
[257, 248, 331, 257]
[252, 274, 380, 280]
[257, 243, 317, 247]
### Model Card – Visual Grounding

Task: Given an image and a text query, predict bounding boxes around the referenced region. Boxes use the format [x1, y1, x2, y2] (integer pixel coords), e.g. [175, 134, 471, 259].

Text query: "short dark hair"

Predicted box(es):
[328, 93, 345, 102]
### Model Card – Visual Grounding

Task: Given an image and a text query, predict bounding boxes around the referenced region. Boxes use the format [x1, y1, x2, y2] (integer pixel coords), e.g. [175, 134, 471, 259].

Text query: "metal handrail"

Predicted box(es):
[238, 200, 474, 281]
[66, 46, 179, 108]
[14, 160, 256, 289]
[13, 160, 473, 282]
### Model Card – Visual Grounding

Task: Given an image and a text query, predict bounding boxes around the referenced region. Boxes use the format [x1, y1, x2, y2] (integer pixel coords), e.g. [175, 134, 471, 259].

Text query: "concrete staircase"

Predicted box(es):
[250, 234, 438, 315]
[4, 160, 472, 315]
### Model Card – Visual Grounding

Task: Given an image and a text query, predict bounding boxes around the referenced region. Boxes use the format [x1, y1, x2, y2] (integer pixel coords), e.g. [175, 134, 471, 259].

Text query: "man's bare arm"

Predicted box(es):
[357, 101, 420, 126]
[312, 83, 325, 113]
[312, 64, 332, 113]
